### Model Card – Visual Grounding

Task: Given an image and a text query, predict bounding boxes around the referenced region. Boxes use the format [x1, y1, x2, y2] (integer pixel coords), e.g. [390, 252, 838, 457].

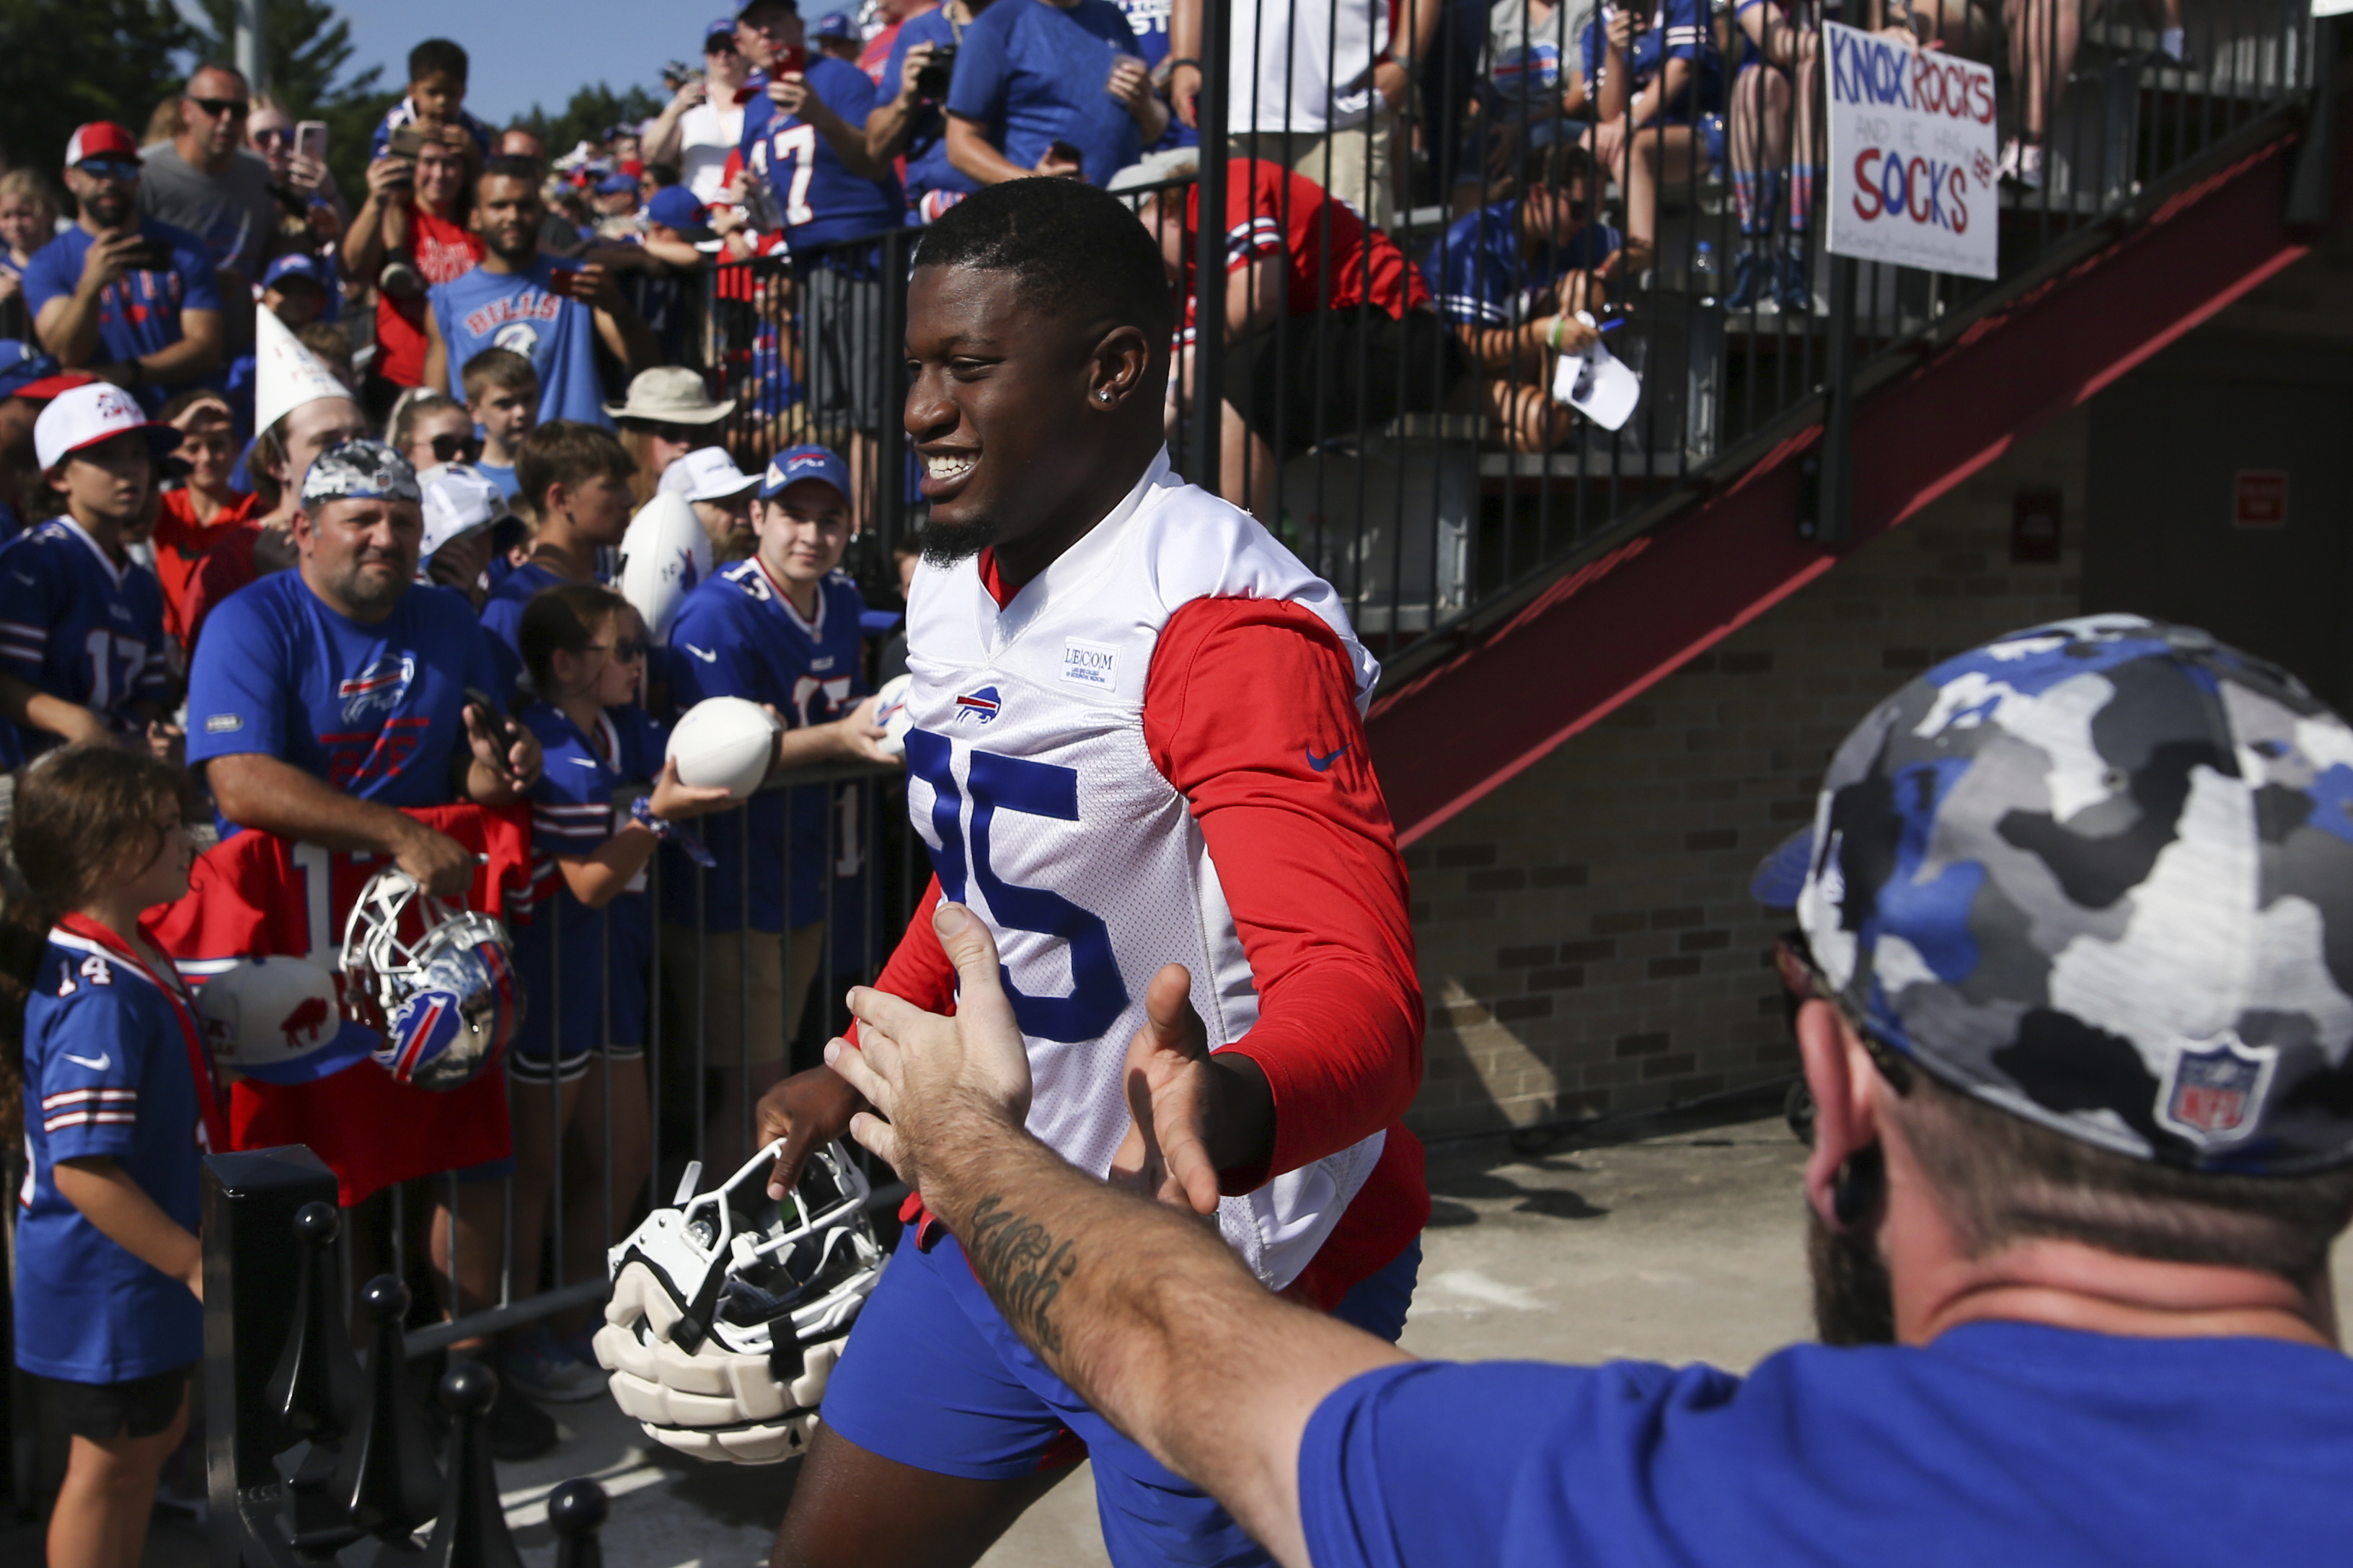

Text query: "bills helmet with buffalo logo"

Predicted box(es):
[339, 867, 521, 1091]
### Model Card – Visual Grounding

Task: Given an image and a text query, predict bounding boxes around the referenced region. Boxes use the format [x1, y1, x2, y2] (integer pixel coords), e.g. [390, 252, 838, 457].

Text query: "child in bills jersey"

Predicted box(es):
[663, 444, 893, 1169]
[504, 583, 732, 1395]
[8, 746, 219, 1568]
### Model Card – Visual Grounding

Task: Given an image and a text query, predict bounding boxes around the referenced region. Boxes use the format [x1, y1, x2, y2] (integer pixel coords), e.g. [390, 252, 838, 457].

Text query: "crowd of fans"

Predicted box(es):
[0, 0, 2215, 1540]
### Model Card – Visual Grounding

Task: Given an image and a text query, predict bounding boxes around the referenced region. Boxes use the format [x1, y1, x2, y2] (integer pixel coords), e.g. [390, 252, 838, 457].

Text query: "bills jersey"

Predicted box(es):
[187, 573, 502, 811]
[17, 918, 216, 1383]
[901, 450, 1385, 1288]
[428, 259, 612, 427]
[666, 560, 869, 932]
[0, 515, 172, 767]
[150, 807, 531, 1207]
[1580, 0, 1723, 122]
[1431, 198, 1625, 327]
[738, 56, 905, 262]
[516, 701, 666, 1066]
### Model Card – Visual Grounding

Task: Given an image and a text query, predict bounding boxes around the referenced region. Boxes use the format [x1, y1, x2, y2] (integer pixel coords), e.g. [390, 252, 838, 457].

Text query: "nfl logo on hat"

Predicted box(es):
[2155, 1034, 2278, 1147]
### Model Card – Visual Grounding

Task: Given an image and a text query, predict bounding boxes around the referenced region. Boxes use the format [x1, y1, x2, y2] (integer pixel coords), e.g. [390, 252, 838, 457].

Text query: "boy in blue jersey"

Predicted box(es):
[10, 747, 217, 1568]
[0, 383, 182, 768]
[867, 0, 994, 223]
[422, 159, 660, 430]
[944, 0, 1169, 188]
[1581, 0, 1723, 271]
[664, 443, 892, 1169]
[504, 583, 734, 1399]
[479, 421, 637, 676]
[25, 123, 226, 415]
[823, 616, 2353, 1568]
[1430, 138, 1622, 453]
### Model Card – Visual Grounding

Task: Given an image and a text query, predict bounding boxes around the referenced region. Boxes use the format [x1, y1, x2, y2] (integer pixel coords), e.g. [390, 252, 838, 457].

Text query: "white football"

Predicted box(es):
[873, 673, 914, 758]
[618, 493, 712, 647]
[668, 697, 780, 801]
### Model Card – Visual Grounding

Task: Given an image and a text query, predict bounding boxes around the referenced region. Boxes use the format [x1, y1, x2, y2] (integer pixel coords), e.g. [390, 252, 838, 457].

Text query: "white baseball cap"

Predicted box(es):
[420, 463, 511, 562]
[32, 381, 177, 471]
[670, 445, 759, 503]
[197, 957, 380, 1086]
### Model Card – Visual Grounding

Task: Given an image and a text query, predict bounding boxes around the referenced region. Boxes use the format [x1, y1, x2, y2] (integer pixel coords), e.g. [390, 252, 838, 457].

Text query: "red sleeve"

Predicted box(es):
[183, 529, 258, 656]
[848, 875, 957, 1042]
[1143, 595, 1423, 1192]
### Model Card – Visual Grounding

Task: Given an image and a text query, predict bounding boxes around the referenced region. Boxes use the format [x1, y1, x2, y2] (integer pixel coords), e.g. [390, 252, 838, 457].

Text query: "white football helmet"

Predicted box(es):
[596, 1139, 886, 1464]
[339, 867, 521, 1091]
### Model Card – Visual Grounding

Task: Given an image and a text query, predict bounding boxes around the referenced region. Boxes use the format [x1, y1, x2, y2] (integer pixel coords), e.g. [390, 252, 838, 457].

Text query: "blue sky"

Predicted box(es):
[281, 0, 855, 127]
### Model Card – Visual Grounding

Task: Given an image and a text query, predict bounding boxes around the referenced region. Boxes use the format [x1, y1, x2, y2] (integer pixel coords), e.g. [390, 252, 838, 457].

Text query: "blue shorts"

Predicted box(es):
[824, 1224, 1421, 1568]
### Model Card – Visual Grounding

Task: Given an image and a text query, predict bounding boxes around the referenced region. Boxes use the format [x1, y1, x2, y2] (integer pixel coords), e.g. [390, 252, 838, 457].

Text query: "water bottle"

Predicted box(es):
[1692, 241, 1719, 309]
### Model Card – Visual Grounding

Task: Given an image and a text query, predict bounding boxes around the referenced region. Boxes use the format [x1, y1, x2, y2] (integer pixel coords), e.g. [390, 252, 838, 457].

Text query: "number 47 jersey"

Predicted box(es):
[901, 451, 1389, 1291]
[0, 517, 169, 766]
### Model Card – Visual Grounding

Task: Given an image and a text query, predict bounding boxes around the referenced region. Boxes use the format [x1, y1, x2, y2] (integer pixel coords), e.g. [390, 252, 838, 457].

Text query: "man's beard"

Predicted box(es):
[1807, 1208, 1896, 1347]
[920, 515, 995, 568]
[335, 559, 408, 614]
[85, 190, 132, 229]
[488, 232, 538, 269]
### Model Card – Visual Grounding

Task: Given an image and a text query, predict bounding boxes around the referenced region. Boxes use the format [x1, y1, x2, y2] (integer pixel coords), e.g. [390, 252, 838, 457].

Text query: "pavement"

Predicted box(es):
[77, 1103, 2353, 1565]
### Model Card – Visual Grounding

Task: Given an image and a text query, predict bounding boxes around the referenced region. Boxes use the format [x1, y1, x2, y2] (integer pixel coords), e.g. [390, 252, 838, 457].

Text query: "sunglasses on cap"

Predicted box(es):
[430, 431, 484, 464]
[187, 97, 250, 119]
[77, 159, 141, 182]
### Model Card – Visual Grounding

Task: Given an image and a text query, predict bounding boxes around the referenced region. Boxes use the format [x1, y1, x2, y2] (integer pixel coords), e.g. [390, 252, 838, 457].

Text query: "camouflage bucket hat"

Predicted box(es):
[1795, 614, 2353, 1175]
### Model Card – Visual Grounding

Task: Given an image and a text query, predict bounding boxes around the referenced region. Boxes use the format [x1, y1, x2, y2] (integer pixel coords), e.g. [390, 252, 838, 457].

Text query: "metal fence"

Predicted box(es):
[370, 0, 2316, 1360]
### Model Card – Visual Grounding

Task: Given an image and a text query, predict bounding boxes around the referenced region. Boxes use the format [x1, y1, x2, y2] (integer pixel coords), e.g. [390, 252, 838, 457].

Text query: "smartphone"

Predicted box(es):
[463, 686, 530, 764]
[386, 125, 428, 159]
[296, 120, 327, 166]
[776, 42, 808, 75]
[1049, 138, 1084, 166]
[547, 267, 580, 298]
[120, 236, 175, 272]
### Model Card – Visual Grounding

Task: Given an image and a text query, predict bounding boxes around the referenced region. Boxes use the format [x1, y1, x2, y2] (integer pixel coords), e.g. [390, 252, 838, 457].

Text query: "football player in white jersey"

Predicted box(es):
[748, 178, 1429, 1568]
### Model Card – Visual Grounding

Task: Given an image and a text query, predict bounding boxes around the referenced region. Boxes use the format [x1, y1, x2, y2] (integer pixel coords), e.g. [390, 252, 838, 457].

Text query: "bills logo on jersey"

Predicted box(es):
[954, 686, 1002, 724]
[493, 323, 543, 357]
[337, 655, 415, 723]
[2156, 1034, 2277, 1146]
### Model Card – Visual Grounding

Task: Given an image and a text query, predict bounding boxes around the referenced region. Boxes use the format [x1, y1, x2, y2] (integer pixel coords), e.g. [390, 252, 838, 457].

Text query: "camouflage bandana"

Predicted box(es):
[301, 438, 420, 508]
[1796, 614, 2353, 1175]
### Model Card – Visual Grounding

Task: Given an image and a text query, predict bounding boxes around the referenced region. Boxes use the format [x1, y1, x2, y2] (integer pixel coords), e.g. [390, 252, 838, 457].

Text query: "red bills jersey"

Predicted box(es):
[1175, 158, 1430, 334]
[150, 805, 534, 1206]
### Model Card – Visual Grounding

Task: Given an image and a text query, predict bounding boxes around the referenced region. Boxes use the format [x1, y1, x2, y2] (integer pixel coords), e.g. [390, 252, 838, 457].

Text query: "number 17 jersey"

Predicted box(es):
[0, 518, 169, 767]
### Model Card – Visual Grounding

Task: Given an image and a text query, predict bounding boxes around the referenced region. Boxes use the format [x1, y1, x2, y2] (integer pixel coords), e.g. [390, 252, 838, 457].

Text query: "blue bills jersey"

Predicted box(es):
[428, 259, 614, 428]
[665, 561, 868, 932]
[945, 0, 1151, 187]
[0, 518, 172, 768]
[1579, 0, 1723, 124]
[513, 701, 667, 1076]
[186, 572, 501, 812]
[740, 56, 904, 264]
[1429, 200, 1625, 327]
[16, 927, 207, 1383]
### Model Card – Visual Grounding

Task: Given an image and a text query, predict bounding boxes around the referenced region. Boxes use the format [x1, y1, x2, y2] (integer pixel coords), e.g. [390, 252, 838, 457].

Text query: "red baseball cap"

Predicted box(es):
[63, 123, 140, 167]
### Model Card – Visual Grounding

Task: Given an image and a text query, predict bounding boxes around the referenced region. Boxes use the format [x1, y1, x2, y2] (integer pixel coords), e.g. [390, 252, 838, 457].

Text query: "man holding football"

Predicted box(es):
[747, 177, 1429, 1567]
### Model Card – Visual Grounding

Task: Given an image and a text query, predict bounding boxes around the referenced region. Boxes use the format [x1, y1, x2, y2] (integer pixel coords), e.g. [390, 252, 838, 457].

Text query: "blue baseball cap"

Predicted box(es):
[262, 252, 326, 291]
[595, 170, 640, 196]
[706, 15, 740, 43]
[0, 340, 91, 402]
[646, 185, 713, 237]
[813, 12, 856, 39]
[761, 444, 850, 504]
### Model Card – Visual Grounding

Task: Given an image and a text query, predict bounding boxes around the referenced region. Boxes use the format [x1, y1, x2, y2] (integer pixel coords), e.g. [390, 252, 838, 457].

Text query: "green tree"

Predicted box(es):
[0, 0, 196, 181]
[185, 0, 398, 198]
[516, 82, 667, 167]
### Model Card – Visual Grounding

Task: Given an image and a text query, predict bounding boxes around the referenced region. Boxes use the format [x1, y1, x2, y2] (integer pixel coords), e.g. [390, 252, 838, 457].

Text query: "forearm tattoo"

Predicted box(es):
[965, 1195, 1078, 1356]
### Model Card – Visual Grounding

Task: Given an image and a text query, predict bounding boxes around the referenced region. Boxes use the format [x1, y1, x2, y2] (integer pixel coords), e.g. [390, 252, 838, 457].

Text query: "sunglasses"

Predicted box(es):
[252, 125, 292, 145]
[78, 159, 141, 182]
[707, 36, 741, 52]
[586, 639, 648, 663]
[187, 97, 251, 119]
[429, 431, 483, 463]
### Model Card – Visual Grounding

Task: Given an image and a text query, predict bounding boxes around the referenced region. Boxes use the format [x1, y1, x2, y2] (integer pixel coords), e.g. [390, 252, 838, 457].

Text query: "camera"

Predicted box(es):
[915, 43, 957, 99]
[662, 59, 706, 91]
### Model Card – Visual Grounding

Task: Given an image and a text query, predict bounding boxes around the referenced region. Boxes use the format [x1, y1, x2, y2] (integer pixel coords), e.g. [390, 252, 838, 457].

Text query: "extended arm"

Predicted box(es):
[829, 907, 1410, 1568]
[0, 672, 112, 748]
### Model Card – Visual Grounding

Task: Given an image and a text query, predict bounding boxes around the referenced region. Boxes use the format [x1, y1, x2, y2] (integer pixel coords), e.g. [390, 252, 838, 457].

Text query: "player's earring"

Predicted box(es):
[1830, 1144, 1884, 1228]
[1097, 388, 1113, 402]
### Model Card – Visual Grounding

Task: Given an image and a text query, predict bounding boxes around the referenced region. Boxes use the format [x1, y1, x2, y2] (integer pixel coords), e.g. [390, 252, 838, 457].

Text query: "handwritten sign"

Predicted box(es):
[1823, 22, 1998, 280]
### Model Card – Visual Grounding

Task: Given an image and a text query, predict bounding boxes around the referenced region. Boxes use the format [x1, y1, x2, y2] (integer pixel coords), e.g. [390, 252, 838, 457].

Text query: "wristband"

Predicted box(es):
[632, 794, 718, 868]
[1165, 56, 1200, 71]
[1547, 316, 1569, 351]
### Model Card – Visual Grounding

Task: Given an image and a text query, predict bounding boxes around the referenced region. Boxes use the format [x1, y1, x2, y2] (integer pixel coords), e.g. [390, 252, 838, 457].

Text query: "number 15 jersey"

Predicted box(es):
[901, 449, 1396, 1290]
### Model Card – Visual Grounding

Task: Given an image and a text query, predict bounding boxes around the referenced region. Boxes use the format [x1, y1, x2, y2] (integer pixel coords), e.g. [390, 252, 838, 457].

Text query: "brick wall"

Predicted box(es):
[1402, 406, 2091, 1139]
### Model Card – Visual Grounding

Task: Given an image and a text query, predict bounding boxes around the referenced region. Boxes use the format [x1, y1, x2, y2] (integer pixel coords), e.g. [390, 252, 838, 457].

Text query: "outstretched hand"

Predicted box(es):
[823, 902, 1033, 1195]
[1107, 964, 1224, 1216]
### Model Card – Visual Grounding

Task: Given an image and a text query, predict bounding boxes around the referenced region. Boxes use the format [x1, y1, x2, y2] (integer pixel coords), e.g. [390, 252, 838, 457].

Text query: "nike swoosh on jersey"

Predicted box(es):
[569, 757, 601, 767]
[1307, 744, 1350, 772]
[8, 571, 32, 586]
[62, 1051, 112, 1071]
[683, 644, 718, 663]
